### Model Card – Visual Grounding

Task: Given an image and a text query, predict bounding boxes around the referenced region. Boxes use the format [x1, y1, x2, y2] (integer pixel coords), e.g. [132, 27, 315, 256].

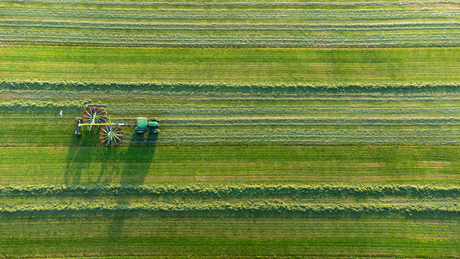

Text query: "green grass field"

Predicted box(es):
[3, 1, 460, 255]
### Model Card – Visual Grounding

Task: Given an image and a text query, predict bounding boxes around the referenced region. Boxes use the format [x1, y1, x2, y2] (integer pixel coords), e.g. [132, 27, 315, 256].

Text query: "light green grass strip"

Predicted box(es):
[2, 46, 460, 83]
[1, 146, 460, 185]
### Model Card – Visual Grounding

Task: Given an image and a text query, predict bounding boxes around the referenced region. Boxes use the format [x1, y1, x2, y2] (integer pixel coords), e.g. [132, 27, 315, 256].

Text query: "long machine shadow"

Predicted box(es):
[107, 131, 158, 243]
[120, 131, 158, 184]
[65, 128, 101, 183]
[65, 114, 159, 249]
[66, 123, 158, 184]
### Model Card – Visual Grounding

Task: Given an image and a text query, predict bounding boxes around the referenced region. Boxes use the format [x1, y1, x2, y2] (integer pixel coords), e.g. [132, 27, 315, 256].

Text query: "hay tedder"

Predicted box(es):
[75, 104, 159, 146]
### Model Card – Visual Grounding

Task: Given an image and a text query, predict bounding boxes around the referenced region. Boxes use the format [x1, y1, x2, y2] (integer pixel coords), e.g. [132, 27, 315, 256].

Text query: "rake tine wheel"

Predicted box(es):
[99, 125, 123, 146]
[84, 107, 107, 127]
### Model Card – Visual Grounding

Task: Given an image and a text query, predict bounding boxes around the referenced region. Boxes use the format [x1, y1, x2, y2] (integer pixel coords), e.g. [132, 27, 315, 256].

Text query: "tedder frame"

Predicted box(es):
[75, 104, 159, 146]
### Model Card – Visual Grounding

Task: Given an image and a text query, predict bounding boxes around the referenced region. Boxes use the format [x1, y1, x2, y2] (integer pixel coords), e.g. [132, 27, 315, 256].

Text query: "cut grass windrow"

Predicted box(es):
[4, 0, 460, 7]
[2, 184, 460, 199]
[6, 79, 460, 94]
[1, 201, 460, 218]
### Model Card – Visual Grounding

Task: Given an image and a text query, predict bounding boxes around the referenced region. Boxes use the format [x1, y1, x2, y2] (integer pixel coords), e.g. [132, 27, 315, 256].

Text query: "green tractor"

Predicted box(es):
[75, 104, 159, 146]
[135, 117, 160, 134]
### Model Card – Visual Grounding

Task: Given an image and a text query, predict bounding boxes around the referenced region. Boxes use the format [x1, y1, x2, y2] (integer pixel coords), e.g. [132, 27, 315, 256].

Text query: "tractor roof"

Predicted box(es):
[136, 117, 148, 128]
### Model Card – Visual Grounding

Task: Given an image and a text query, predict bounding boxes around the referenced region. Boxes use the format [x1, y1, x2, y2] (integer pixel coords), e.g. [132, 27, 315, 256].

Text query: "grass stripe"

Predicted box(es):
[0, 216, 457, 258]
[1, 145, 460, 185]
[3, 46, 460, 83]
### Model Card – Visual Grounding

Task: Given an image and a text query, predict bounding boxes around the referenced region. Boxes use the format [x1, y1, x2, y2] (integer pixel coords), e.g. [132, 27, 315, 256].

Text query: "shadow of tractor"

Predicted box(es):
[65, 124, 158, 184]
[65, 127, 159, 247]
[120, 131, 158, 184]
[107, 131, 158, 242]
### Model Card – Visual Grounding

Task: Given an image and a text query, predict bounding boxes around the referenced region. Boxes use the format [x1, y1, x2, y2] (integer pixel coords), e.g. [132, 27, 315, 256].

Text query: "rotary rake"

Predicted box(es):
[75, 104, 159, 146]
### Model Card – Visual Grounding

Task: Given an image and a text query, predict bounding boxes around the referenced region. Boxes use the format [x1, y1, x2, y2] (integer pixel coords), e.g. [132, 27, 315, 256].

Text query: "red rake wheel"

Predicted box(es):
[84, 107, 106, 125]
[99, 125, 123, 146]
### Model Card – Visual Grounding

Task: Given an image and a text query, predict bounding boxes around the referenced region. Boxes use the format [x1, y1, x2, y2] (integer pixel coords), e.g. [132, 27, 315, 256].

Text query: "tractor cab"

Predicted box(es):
[135, 117, 159, 134]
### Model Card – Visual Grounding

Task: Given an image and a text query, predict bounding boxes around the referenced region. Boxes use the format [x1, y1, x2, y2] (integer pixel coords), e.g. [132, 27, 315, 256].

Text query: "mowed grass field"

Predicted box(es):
[2, 45, 460, 83]
[4, 0, 460, 256]
[2, 216, 460, 258]
[3, 90, 460, 185]
[2, 0, 460, 47]
[1, 45, 460, 257]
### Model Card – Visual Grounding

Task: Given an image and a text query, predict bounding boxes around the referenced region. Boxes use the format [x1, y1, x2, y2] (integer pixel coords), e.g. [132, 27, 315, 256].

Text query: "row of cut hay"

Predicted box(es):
[112, 105, 460, 116]
[4, 80, 460, 93]
[152, 127, 460, 145]
[1, 201, 459, 217]
[5, 6, 460, 21]
[161, 117, 460, 127]
[5, 0, 458, 7]
[7, 99, 460, 117]
[4, 29, 460, 47]
[2, 184, 459, 199]
[4, 19, 460, 31]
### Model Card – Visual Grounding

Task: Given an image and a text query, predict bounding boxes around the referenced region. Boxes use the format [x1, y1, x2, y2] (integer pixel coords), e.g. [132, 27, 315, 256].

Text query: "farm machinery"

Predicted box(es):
[75, 104, 159, 146]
